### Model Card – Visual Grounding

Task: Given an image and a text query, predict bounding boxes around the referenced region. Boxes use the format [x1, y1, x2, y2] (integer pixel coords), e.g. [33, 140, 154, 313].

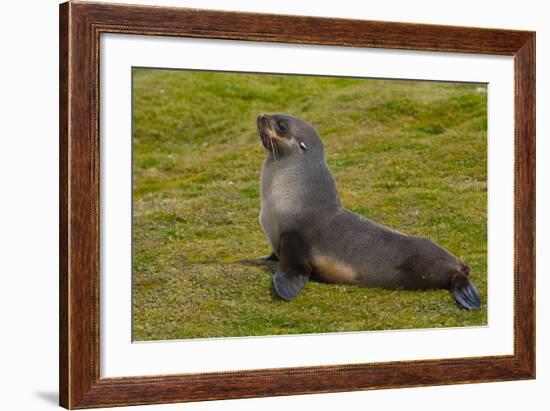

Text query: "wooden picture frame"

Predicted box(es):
[59, 1, 535, 408]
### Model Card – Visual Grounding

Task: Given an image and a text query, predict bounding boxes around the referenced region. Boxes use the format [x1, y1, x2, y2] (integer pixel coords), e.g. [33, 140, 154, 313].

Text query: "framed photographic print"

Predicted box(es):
[59, 1, 535, 408]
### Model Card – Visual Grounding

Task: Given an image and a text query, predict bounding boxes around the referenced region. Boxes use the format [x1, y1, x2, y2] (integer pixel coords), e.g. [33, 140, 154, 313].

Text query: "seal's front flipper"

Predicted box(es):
[259, 252, 279, 262]
[451, 274, 481, 310]
[274, 269, 309, 301]
[272, 230, 311, 301]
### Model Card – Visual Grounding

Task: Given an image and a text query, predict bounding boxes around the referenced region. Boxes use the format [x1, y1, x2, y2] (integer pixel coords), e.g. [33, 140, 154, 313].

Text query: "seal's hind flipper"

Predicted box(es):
[451, 274, 481, 310]
[259, 252, 279, 262]
[272, 230, 311, 301]
[274, 269, 309, 301]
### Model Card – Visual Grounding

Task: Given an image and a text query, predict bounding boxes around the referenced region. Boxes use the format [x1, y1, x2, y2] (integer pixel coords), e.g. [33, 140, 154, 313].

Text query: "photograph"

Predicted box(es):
[1, 0, 542, 409]
[131, 68, 488, 341]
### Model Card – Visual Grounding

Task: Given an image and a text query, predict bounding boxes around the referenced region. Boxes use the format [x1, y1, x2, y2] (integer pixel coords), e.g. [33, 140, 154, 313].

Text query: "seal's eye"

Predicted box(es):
[275, 121, 287, 133]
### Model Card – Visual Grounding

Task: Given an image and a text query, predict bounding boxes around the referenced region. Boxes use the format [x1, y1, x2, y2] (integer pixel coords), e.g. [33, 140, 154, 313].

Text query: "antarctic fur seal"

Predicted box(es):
[257, 113, 481, 310]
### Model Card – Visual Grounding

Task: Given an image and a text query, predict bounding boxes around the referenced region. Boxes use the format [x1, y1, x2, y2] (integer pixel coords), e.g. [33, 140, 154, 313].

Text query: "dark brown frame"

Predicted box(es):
[59, 1, 535, 409]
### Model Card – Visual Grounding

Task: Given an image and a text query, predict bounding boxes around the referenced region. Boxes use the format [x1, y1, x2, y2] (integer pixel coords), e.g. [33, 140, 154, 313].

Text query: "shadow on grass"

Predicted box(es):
[234, 257, 277, 273]
[234, 257, 287, 302]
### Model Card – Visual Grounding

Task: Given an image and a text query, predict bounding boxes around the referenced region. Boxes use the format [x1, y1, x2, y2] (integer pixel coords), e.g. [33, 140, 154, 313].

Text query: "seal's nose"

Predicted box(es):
[256, 114, 264, 129]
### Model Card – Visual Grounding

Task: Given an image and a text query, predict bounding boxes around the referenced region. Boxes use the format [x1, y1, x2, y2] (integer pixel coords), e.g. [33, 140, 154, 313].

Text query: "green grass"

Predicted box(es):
[132, 68, 488, 341]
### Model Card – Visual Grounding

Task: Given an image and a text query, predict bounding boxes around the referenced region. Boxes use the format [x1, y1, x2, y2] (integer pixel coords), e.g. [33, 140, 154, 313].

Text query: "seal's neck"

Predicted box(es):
[261, 154, 341, 213]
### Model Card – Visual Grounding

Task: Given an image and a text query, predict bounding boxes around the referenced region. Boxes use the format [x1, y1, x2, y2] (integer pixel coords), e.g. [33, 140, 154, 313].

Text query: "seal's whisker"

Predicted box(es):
[273, 137, 280, 160]
[270, 135, 278, 161]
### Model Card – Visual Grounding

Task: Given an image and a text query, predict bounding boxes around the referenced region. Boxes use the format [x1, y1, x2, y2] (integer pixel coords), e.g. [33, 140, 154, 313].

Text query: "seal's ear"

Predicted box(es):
[299, 142, 308, 150]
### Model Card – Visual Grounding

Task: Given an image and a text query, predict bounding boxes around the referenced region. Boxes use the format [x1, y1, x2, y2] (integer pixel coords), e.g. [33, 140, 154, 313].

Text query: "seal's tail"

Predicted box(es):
[450, 268, 481, 310]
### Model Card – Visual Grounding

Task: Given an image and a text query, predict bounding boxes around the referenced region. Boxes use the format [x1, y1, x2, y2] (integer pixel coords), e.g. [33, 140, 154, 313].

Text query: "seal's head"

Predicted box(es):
[257, 114, 324, 160]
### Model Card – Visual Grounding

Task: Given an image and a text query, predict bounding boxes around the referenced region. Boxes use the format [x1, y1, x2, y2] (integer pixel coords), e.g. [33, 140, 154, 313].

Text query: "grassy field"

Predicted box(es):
[132, 68, 487, 341]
